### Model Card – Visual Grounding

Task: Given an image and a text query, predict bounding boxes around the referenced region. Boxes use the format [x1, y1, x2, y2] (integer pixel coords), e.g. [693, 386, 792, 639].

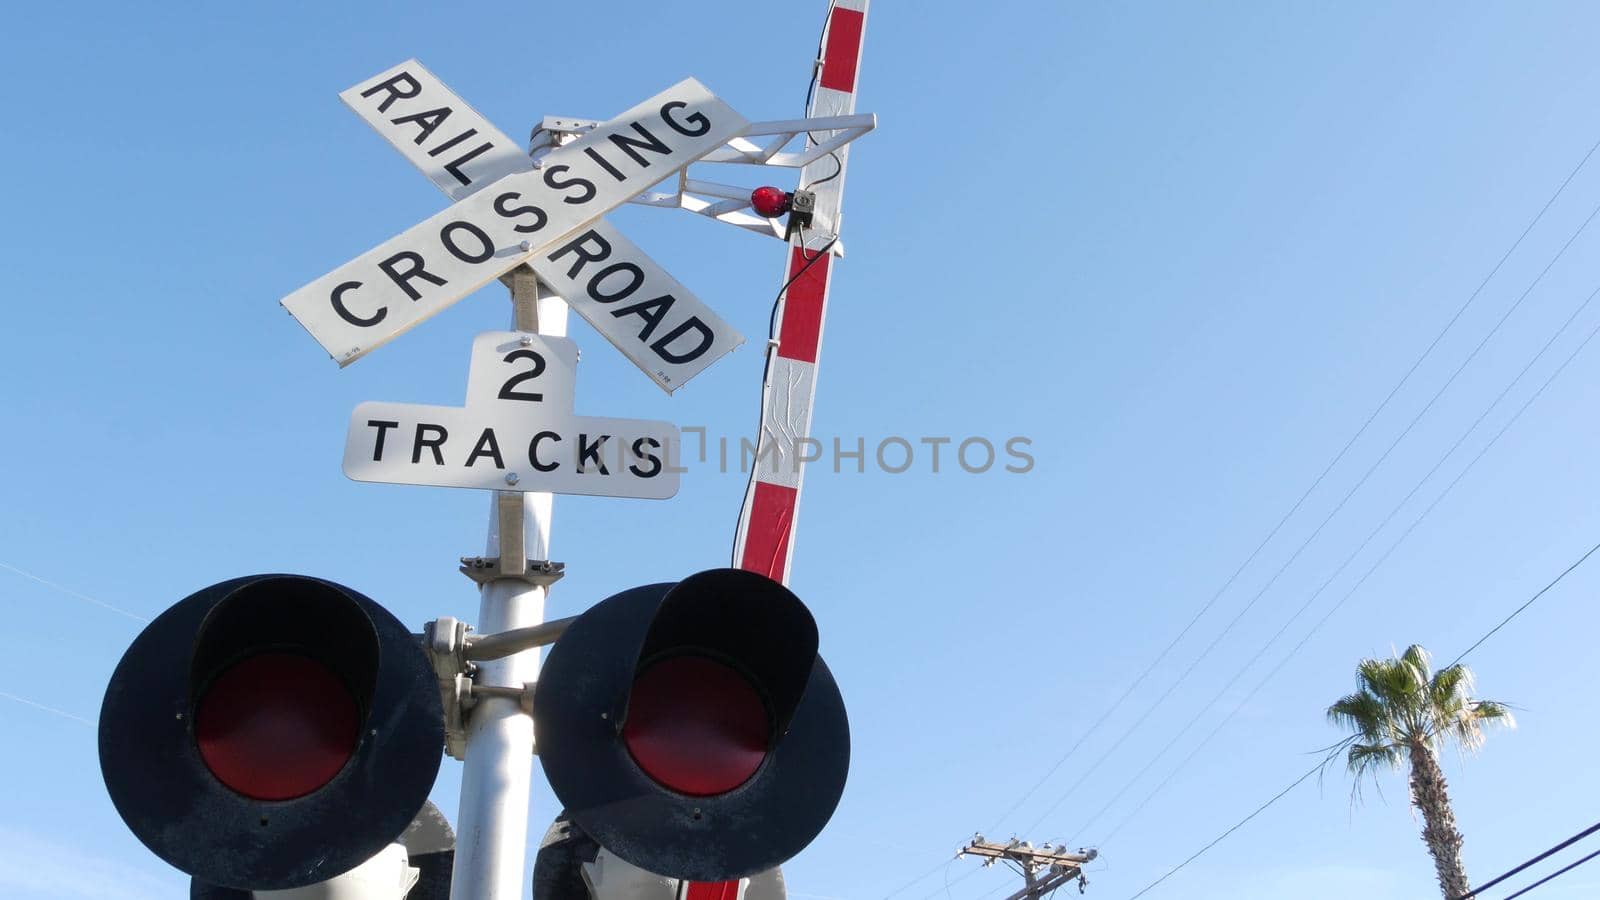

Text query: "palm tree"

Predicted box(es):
[1326, 644, 1513, 900]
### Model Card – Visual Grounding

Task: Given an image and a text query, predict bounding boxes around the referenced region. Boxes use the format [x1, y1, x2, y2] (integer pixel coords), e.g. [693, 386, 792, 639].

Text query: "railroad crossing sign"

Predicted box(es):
[344, 331, 678, 498]
[338, 61, 746, 393]
[99, 13, 877, 899]
[284, 61, 873, 507]
[281, 76, 747, 369]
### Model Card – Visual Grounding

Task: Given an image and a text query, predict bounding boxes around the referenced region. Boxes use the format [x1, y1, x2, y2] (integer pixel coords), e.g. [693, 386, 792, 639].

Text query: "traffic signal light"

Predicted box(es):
[99, 574, 444, 892]
[533, 568, 849, 882]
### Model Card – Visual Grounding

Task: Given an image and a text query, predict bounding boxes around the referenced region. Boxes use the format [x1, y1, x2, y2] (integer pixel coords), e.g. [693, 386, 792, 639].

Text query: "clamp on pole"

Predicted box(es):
[467, 682, 537, 716]
[423, 616, 473, 760]
[458, 557, 566, 587]
[421, 612, 576, 759]
[464, 616, 576, 661]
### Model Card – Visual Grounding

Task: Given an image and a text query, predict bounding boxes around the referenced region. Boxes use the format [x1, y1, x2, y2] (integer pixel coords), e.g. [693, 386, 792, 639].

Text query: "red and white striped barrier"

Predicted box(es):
[734, 0, 870, 586]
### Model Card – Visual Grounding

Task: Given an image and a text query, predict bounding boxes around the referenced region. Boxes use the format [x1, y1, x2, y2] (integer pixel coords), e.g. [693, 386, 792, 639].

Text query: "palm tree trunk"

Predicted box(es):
[1408, 741, 1470, 899]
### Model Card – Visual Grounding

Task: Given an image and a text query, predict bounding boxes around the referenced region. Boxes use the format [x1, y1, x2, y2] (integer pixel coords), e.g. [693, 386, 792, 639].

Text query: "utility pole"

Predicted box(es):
[960, 836, 1098, 899]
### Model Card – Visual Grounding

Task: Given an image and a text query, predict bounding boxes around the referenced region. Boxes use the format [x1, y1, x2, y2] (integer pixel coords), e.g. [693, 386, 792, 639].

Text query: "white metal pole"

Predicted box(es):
[452, 268, 569, 900]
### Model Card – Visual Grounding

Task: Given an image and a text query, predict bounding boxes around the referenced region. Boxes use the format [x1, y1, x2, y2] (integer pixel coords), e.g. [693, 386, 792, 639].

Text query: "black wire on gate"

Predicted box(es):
[1452, 821, 1600, 899]
[729, 0, 843, 568]
[800, 1, 846, 191]
[803, 0, 837, 114]
[1499, 846, 1600, 899]
[770, 236, 840, 335]
[735, 235, 839, 562]
[804, 149, 845, 190]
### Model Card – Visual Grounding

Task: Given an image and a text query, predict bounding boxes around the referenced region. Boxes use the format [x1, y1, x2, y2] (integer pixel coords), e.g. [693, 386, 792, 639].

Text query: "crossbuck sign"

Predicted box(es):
[333, 61, 746, 393]
[283, 60, 871, 503]
[282, 74, 747, 378]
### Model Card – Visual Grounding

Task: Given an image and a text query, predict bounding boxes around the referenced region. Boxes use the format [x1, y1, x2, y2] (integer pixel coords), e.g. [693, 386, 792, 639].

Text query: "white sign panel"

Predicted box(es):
[344, 332, 679, 499]
[283, 78, 748, 366]
[529, 222, 744, 392]
[337, 61, 745, 392]
[340, 59, 533, 200]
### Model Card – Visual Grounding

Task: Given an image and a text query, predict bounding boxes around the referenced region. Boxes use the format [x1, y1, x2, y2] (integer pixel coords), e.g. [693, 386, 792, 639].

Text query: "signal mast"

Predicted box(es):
[98, 4, 875, 900]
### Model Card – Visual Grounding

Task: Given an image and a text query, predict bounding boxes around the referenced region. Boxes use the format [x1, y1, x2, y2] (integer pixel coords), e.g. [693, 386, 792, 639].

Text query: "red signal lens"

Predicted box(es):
[622, 656, 771, 796]
[750, 186, 791, 218]
[195, 653, 359, 801]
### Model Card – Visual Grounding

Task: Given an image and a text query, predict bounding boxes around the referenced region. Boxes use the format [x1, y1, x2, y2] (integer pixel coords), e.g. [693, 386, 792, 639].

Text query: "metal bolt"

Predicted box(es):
[519, 240, 533, 253]
[505, 473, 520, 485]
[520, 335, 534, 347]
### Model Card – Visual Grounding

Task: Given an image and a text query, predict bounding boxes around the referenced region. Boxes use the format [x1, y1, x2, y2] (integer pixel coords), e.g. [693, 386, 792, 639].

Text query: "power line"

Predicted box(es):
[1094, 294, 1600, 849]
[1021, 193, 1600, 837]
[960, 880, 1019, 900]
[1444, 540, 1600, 667]
[882, 858, 960, 900]
[0, 560, 148, 623]
[1067, 276, 1600, 843]
[1500, 846, 1600, 899]
[988, 136, 1600, 833]
[1454, 820, 1600, 899]
[0, 691, 93, 726]
[1106, 431, 1600, 851]
[1124, 757, 1329, 900]
[1108, 526, 1600, 899]
[916, 864, 979, 900]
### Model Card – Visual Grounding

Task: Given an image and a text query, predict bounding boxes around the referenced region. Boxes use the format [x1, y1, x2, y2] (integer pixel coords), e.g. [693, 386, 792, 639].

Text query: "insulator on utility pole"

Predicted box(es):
[958, 837, 1098, 899]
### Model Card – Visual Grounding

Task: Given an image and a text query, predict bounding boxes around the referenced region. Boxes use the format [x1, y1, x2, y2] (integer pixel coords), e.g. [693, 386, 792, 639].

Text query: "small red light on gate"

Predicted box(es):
[750, 186, 792, 218]
[195, 653, 360, 801]
[622, 656, 770, 796]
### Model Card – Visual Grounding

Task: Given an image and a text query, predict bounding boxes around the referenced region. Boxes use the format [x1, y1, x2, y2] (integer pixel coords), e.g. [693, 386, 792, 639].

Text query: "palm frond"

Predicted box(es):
[1442, 698, 1516, 752]
[1346, 741, 1405, 775]
[1429, 661, 1475, 705]
[1343, 741, 1405, 805]
[1424, 663, 1469, 742]
[1330, 645, 1511, 778]
[1327, 690, 1390, 743]
[1356, 656, 1425, 738]
[1399, 644, 1435, 690]
[1314, 735, 1357, 792]
[1472, 700, 1515, 724]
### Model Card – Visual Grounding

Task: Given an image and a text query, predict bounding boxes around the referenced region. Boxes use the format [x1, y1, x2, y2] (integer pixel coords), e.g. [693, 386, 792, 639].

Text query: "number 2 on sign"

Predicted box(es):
[466, 332, 576, 412]
[498, 349, 546, 402]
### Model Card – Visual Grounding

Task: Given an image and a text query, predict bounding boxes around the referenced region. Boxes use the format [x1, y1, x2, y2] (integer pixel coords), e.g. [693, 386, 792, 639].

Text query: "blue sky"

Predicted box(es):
[5, 2, 1600, 899]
